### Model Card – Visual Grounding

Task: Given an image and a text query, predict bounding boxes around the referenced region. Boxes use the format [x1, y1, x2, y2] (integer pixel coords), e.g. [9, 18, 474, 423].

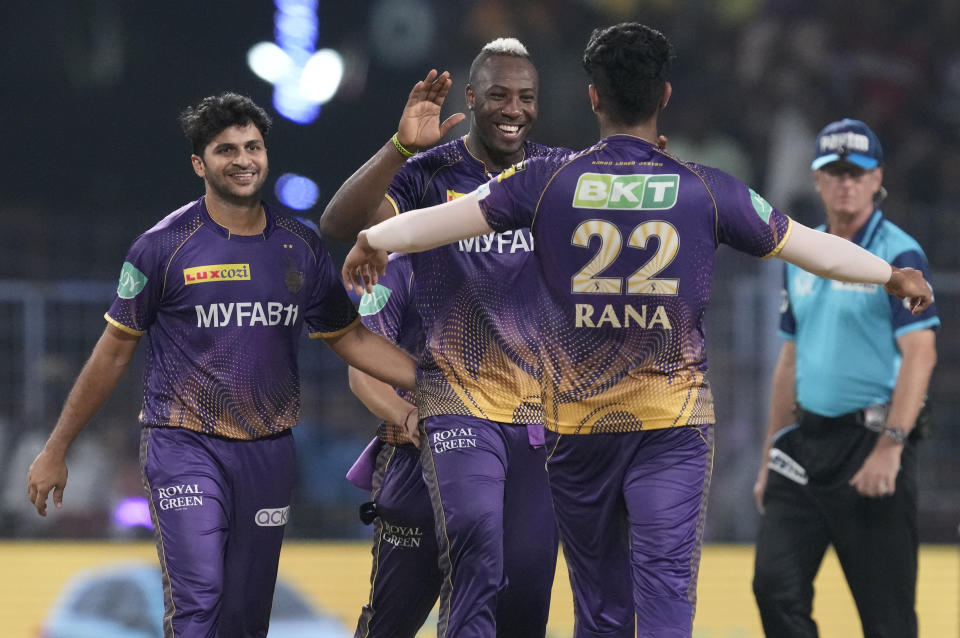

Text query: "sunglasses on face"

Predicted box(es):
[820, 163, 869, 179]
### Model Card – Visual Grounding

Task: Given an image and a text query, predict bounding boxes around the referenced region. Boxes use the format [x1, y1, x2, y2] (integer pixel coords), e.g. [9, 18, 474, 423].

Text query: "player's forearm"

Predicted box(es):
[326, 324, 417, 391]
[778, 221, 892, 284]
[348, 366, 415, 426]
[319, 139, 407, 240]
[885, 331, 937, 434]
[364, 192, 493, 253]
[44, 328, 138, 457]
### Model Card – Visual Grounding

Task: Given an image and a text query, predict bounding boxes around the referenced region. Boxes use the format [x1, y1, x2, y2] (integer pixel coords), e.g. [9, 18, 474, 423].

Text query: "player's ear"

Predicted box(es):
[191, 154, 205, 178]
[660, 82, 672, 110]
[465, 84, 475, 110]
[588, 84, 600, 114]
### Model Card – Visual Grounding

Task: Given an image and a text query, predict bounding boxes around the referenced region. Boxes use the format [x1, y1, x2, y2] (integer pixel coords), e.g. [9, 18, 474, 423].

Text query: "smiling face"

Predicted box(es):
[191, 122, 268, 206]
[465, 55, 538, 168]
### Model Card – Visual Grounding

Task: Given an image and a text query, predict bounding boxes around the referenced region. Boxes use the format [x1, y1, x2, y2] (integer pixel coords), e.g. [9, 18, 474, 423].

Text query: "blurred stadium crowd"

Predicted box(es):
[1, 0, 957, 541]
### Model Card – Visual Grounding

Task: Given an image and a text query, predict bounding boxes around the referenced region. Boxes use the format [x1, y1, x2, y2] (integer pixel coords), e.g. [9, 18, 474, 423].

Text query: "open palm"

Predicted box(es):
[396, 69, 466, 151]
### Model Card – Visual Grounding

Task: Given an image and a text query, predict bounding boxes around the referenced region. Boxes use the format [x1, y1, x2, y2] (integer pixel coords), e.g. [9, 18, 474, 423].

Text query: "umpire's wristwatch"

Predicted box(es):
[881, 427, 909, 445]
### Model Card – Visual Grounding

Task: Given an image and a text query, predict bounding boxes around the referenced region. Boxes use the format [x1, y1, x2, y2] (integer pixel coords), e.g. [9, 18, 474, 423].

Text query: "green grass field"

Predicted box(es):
[2, 541, 956, 637]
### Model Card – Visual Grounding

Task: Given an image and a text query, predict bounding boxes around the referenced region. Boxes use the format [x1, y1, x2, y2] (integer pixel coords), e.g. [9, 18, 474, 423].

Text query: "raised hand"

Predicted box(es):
[883, 267, 933, 314]
[395, 70, 467, 153]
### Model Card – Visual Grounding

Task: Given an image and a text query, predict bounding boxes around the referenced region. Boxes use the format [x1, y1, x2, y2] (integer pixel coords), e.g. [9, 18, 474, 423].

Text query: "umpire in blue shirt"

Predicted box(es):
[751, 119, 940, 638]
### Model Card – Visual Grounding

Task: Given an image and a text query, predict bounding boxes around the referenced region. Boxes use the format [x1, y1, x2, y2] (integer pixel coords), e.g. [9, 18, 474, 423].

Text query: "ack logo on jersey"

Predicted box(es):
[446, 189, 469, 201]
[183, 263, 251, 285]
[573, 173, 679, 210]
[255, 506, 290, 527]
[358, 284, 392, 316]
[117, 262, 148, 299]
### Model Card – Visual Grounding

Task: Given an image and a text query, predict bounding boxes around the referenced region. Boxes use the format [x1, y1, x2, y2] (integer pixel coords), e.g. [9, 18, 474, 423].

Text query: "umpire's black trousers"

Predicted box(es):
[752, 411, 918, 638]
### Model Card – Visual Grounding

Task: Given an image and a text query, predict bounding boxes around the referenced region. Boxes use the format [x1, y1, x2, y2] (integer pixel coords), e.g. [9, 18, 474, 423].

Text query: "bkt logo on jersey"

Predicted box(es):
[573, 173, 679, 210]
[183, 263, 251, 285]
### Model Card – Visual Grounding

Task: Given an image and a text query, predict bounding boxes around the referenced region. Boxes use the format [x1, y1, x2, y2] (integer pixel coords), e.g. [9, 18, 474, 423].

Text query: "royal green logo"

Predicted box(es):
[358, 284, 392, 316]
[573, 173, 679, 210]
[749, 188, 773, 223]
[117, 262, 148, 299]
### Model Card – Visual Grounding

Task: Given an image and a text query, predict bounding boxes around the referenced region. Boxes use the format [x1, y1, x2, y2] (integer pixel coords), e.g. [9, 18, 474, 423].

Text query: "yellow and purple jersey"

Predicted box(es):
[386, 137, 563, 423]
[106, 197, 358, 439]
[357, 251, 422, 405]
[477, 135, 793, 434]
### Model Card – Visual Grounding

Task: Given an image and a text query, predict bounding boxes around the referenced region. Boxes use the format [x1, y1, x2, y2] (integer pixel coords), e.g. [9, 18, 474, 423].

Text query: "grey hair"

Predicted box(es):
[469, 38, 533, 83]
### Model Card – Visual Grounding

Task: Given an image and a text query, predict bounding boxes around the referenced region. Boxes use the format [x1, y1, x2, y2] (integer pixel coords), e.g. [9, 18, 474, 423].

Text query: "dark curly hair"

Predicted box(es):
[582, 23, 673, 126]
[178, 92, 273, 156]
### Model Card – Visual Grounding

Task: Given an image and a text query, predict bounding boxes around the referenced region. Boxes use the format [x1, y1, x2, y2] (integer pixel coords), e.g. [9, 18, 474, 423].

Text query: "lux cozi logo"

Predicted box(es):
[573, 173, 679, 210]
[184, 263, 250, 285]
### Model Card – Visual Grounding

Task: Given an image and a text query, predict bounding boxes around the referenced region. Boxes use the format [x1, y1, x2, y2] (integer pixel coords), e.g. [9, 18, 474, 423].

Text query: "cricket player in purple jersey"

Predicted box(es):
[26, 92, 416, 638]
[322, 39, 562, 638]
[341, 24, 934, 638]
[344, 252, 444, 638]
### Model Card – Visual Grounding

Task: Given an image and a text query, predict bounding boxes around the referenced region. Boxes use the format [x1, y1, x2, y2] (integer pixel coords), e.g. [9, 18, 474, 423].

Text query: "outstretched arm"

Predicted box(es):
[778, 222, 932, 313]
[341, 193, 492, 293]
[27, 325, 140, 516]
[319, 69, 466, 240]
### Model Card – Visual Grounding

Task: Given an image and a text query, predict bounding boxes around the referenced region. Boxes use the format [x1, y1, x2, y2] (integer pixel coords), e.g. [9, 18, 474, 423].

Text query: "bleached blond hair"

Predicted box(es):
[469, 37, 532, 82]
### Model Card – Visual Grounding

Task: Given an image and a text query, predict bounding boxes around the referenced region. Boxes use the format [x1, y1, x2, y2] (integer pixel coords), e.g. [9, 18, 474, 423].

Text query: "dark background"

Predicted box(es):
[1, 0, 957, 542]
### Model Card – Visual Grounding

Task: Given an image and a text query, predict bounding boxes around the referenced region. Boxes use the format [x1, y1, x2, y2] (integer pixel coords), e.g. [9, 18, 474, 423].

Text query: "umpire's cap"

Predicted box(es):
[811, 118, 884, 170]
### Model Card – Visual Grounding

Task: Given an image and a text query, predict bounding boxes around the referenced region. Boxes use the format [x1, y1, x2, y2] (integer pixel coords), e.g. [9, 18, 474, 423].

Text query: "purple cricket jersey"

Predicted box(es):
[478, 134, 793, 434]
[358, 252, 423, 402]
[352, 254, 444, 637]
[346, 252, 422, 488]
[106, 197, 358, 440]
[386, 137, 563, 424]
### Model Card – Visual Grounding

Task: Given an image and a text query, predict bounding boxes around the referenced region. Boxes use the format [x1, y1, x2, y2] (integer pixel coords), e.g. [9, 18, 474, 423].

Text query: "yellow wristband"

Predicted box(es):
[391, 133, 415, 158]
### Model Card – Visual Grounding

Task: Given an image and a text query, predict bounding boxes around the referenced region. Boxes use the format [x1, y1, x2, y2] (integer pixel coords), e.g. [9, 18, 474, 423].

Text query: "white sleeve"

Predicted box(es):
[364, 193, 493, 253]
[777, 221, 892, 284]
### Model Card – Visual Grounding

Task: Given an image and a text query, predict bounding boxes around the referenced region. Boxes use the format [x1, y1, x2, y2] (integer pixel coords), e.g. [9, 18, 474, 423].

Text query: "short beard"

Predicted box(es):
[207, 175, 266, 207]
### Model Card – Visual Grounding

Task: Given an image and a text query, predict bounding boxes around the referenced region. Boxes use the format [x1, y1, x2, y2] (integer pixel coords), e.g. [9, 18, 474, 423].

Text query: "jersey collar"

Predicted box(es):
[850, 208, 883, 248]
[460, 137, 528, 179]
[198, 196, 276, 241]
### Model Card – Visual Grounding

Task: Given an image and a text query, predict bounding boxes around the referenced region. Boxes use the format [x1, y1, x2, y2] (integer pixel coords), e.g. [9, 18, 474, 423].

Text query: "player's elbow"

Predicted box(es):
[318, 206, 351, 241]
[347, 365, 369, 398]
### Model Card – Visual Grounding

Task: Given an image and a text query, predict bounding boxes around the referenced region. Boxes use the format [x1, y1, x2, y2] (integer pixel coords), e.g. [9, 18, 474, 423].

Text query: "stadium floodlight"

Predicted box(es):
[275, 173, 320, 211]
[300, 48, 344, 104]
[246, 0, 343, 124]
[247, 42, 294, 84]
